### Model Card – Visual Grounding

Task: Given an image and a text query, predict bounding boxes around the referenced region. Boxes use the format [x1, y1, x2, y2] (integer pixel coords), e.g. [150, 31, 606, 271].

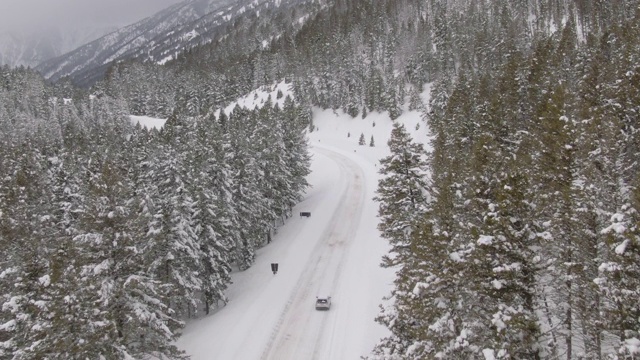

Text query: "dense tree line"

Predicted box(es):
[97, 0, 640, 123]
[372, 7, 640, 360]
[0, 67, 310, 358]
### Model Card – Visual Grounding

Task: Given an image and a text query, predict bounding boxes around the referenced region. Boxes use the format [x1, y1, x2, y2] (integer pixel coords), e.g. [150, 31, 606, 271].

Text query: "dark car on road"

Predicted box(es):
[315, 296, 331, 310]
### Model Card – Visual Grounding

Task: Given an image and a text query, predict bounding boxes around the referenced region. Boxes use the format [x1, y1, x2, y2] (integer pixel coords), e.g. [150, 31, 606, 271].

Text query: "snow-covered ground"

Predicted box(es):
[130, 115, 167, 130]
[133, 83, 431, 359]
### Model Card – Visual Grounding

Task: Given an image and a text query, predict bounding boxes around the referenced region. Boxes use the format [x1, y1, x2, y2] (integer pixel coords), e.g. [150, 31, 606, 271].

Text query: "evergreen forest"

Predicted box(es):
[1, 0, 639, 358]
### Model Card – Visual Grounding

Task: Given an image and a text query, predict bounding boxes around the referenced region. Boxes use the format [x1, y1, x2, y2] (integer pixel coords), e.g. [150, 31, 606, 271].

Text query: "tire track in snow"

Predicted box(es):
[261, 146, 366, 360]
[311, 163, 364, 359]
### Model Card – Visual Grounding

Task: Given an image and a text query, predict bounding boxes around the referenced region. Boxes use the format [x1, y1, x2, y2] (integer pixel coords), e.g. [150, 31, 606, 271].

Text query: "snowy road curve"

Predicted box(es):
[261, 147, 366, 359]
[177, 144, 392, 360]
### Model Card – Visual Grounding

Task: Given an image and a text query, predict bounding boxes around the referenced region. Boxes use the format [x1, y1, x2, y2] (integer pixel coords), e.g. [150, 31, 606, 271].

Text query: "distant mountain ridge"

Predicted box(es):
[36, 0, 316, 86]
[0, 25, 117, 69]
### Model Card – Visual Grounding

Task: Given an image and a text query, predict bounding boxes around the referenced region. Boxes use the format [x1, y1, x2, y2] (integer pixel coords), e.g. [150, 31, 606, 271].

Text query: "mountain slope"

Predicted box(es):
[36, 0, 316, 86]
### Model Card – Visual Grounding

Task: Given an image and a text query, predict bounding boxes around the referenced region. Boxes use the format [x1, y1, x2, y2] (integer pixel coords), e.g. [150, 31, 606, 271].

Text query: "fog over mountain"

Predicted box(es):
[0, 0, 185, 32]
[35, 0, 317, 86]
[0, 0, 184, 67]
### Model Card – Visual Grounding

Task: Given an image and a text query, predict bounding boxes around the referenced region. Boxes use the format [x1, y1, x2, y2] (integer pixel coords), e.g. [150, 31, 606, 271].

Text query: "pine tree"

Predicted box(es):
[592, 17, 640, 354]
[461, 49, 543, 357]
[374, 123, 429, 268]
[190, 113, 234, 314]
[281, 97, 311, 209]
[567, 32, 611, 357]
[0, 146, 54, 359]
[228, 107, 263, 269]
[152, 145, 203, 319]
[373, 132, 465, 358]
[73, 144, 186, 359]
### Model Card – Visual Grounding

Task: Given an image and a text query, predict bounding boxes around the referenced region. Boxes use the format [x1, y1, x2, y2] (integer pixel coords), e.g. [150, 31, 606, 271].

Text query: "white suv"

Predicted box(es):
[315, 296, 331, 310]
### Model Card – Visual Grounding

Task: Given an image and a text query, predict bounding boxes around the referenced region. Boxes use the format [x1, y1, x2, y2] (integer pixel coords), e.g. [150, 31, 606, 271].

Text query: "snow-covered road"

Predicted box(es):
[176, 143, 393, 359]
[262, 147, 367, 359]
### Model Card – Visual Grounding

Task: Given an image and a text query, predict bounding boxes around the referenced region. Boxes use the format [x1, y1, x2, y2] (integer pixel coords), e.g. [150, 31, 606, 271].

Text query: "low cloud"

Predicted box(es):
[0, 0, 184, 32]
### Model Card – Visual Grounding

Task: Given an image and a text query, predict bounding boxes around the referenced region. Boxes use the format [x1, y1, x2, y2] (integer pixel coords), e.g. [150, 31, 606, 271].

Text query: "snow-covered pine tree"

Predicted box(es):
[0, 144, 54, 359]
[359, 133, 366, 145]
[76, 154, 185, 359]
[528, 37, 582, 357]
[255, 101, 293, 227]
[459, 50, 543, 357]
[566, 33, 613, 357]
[191, 113, 233, 314]
[228, 106, 262, 269]
[373, 124, 465, 358]
[34, 153, 93, 358]
[593, 18, 640, 354]
[151, 143, 203, 319]
[281, 96, 311, 211]
[374, 122, 429, 268]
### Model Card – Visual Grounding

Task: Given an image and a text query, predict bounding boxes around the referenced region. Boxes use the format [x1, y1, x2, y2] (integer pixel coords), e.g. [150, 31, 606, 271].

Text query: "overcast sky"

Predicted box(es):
[0, 0, 185, 32]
